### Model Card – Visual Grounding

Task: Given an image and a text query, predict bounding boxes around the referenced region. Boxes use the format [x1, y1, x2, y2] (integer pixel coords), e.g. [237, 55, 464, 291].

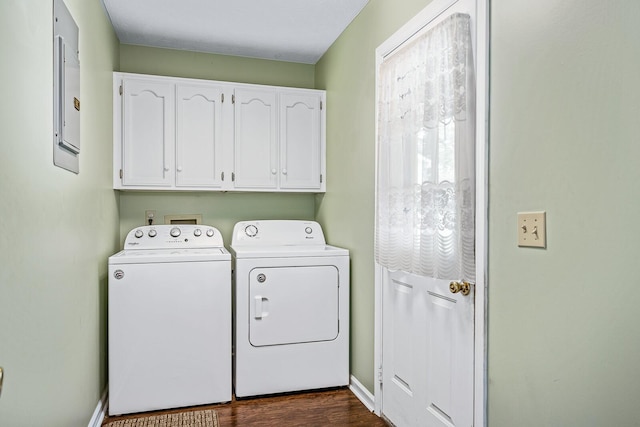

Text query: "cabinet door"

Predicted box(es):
[233, 88, 278, 189]
[121, 78, 174, 187]
[176, 84, 224, 188]
[279, 93, 323, 190]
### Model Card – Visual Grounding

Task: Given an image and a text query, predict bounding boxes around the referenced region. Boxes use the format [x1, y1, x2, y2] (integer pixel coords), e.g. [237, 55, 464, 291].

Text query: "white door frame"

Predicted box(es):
[373, 0, 489, 425]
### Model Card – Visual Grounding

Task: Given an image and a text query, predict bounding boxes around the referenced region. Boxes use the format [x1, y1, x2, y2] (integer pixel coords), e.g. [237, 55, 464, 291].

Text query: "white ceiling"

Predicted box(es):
[101, 0, 369, 64]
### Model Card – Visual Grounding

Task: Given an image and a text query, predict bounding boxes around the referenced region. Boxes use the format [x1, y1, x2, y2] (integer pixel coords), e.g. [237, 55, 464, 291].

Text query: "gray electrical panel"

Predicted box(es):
[53, 0, 80, 174]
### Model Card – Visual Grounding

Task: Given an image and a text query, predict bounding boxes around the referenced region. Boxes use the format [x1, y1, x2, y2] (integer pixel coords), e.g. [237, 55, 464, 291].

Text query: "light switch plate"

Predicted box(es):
[518, 211, 546, 248]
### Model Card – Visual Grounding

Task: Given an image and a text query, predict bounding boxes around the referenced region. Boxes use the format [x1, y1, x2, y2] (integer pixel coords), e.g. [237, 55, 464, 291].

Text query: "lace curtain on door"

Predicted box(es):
[376, 13, 476, 281]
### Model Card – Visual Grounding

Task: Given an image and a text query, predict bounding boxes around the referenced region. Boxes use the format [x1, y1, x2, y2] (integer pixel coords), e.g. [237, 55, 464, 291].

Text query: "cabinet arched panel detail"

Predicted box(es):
[280, 93, 322, 190]
[122, 79, 174, 187]
[176, 84, 224, 188]
[234, 89, 278, 189]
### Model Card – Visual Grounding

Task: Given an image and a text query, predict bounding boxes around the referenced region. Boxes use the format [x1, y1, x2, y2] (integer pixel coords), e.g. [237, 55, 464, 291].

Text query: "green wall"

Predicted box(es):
[315, 0, 433, 393]
[117, 46, 318, 245]
[320, 0, 640, 423]
[120, 44, 316, 89]
[0, 0, 120, 425]
[118, 192, 316, 247]
[489, 0, 640, 425]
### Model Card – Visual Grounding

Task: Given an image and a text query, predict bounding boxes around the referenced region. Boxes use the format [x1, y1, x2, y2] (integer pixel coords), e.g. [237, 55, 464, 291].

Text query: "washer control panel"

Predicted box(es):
[232, 220, 326, 246]
[124, 225, 224, 249]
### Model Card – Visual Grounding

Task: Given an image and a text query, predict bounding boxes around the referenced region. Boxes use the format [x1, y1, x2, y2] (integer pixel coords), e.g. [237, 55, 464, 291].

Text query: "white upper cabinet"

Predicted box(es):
[279, 93, 323, 190]
[121, 78, 174, 187]
[176, 84, 224, 188]
[233, 88, 278, 190]
[234, 89, 324, 191]
[114, 73, 326, 192]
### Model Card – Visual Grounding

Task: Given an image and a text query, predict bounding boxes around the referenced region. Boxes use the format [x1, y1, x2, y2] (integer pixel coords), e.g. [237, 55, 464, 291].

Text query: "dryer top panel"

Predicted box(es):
[232, 220, 326, 247]
[123, 225, 225, 250]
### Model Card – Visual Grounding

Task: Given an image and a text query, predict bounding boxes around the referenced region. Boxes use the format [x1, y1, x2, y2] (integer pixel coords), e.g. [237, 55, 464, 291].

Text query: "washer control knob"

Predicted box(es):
[148, 229, 157, 238]
[245, 224, 258, 237]
[206, 229, 215, 237]
[170, 227, 181, 238]
[305, 227, 313, 234]
[134, 230, 144, 238]
[194, 228, 202, 237]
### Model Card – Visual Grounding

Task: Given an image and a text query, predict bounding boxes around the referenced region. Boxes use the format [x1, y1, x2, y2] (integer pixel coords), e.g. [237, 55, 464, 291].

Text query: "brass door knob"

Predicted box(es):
[450, 281, 472, 296]
[450, 281, 462, 293]
[460, 281, 471, 296]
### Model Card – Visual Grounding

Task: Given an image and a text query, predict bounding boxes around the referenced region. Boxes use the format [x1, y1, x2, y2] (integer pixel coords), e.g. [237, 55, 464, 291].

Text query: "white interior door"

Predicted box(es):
[376, 0, 481, 425]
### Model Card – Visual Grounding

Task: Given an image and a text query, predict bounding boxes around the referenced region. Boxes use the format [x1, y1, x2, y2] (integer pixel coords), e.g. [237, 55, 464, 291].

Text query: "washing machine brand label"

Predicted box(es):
[113, 270, 124, 280]
[127, 242, 140, 246]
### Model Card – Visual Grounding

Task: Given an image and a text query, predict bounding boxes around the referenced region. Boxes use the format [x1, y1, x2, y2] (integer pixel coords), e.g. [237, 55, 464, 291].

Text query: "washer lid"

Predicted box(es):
[109, 247, 230, 264]
[230, 244, 348, 259]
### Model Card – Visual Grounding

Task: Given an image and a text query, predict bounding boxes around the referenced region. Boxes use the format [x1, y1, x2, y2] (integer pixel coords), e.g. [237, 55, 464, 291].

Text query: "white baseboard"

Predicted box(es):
[88, 385, 108, 427]
[349, 375, 375, 412]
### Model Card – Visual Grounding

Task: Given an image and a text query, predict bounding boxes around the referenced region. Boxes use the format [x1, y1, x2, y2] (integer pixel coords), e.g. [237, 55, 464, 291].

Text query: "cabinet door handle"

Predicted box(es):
[271, 169, 277, 175]
[221, 172, 225, 181]
[177, 166, 182, 172]
[282, 169, 288, 175]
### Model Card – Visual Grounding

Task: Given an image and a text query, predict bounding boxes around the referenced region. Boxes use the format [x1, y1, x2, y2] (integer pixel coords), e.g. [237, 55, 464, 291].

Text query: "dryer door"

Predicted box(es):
[249, 265, 339, 347]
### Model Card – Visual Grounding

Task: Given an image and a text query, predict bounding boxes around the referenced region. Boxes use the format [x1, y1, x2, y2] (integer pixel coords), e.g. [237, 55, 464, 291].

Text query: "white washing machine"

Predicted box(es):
[231, 220, 349, 398]
[108, 225, 231, 416]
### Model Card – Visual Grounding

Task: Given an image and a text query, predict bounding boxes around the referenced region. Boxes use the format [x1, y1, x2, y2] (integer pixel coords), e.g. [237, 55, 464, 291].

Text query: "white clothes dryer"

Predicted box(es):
[108, 225, 231, 415]
[231, 220, 349, 398]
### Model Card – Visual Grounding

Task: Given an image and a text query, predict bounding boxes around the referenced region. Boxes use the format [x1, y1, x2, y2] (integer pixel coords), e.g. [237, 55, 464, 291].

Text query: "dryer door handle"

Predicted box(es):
[254, 296, 269, 319]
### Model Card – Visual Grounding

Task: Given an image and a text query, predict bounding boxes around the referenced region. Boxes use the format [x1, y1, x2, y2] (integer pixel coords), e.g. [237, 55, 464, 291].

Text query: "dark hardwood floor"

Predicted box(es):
[102, 388, 389, 426]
